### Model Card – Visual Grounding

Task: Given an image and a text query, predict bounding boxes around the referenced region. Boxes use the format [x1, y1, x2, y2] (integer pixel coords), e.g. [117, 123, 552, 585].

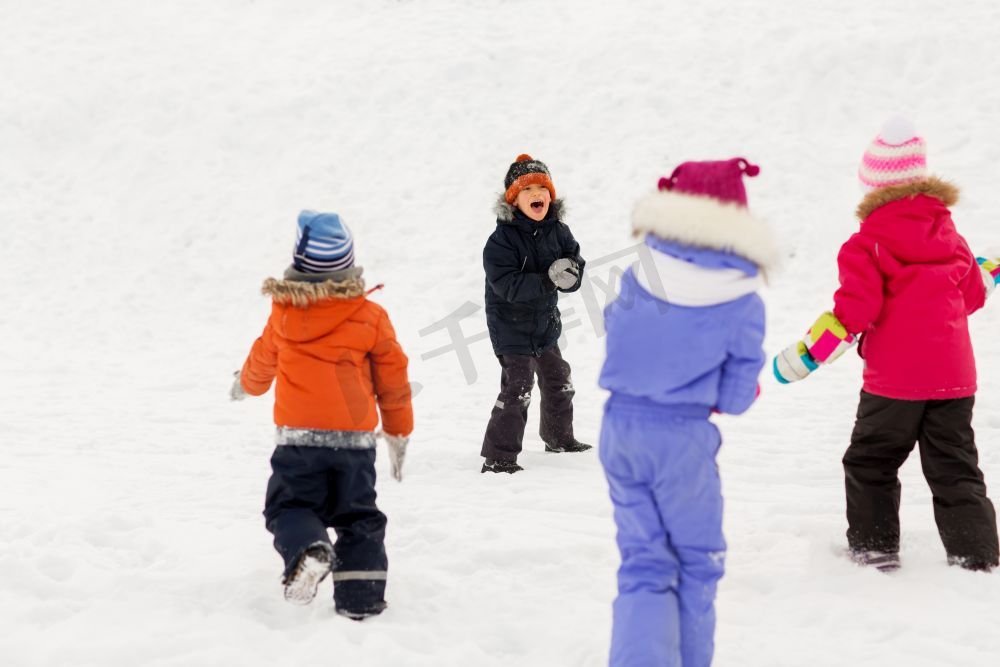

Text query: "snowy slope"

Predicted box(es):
[3, 1, 1000, 665]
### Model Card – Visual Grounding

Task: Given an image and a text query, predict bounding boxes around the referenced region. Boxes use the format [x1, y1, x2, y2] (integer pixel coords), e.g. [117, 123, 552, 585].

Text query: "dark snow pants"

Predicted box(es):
[263, 445, 388, 612]
[843, 391, 999, 567]
[481, 345, 576, 461]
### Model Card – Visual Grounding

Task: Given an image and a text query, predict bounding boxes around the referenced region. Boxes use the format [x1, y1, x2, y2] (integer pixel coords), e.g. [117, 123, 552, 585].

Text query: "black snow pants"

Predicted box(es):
[481, 344, 576, 462]
[263, 445, 388, 612]
[843, 391, 999, 567]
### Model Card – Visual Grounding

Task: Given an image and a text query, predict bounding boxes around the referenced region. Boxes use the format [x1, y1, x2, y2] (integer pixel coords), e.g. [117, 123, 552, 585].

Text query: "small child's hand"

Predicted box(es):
[229, 371, 247, 401]
[379, 431, 409, 482]
[977, 257, 1000, 297]
[804, 311, 856, 364]
[548, 258, 580, 290]
[773, 312, 856, 384]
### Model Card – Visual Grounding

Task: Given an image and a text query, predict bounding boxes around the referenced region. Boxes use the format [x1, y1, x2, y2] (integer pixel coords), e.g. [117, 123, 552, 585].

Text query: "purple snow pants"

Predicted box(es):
[599, 396, 726, 667]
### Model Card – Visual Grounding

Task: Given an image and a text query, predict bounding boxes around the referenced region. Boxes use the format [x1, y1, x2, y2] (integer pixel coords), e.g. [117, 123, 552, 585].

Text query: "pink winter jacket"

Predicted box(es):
[833, 178, 985, 400]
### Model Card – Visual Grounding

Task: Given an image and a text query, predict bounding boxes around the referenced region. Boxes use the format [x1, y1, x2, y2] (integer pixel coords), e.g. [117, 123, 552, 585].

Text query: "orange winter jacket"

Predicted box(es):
[239, 276, 413, 436]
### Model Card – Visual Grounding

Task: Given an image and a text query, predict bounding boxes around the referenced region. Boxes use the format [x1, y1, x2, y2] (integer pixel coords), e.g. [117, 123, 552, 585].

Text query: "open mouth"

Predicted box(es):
[530, 201, 544, 210]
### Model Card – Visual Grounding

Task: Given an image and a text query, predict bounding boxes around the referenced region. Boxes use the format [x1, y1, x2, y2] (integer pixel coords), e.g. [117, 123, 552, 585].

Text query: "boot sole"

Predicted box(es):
[481, 465, 523, 473]
[336, 603, 387, 621]
[284, 551, 332, 605]
[844, 548, 900, 573]
[544, 445, 593, 453]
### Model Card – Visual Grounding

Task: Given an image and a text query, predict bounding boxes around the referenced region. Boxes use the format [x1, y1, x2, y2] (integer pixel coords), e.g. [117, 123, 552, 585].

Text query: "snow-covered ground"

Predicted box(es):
[4, 1, 1000, 665]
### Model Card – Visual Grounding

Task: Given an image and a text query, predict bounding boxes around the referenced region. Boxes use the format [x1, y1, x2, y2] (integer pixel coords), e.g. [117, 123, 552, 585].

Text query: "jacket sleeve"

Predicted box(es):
[832, 234, 884, 335]
[370, 309, 414, 437]
[484, 232, 556, 303]
[956, 240, 987, 315]
[716, 296, 766, 415]
[557, 223, 586, 294]
[240, 320, 279, 396]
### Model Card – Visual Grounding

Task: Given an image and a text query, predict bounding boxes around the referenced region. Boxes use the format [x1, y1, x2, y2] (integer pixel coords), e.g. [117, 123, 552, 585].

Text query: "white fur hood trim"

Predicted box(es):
[634, 249, 763, 306]
[631, 190, 780, 272]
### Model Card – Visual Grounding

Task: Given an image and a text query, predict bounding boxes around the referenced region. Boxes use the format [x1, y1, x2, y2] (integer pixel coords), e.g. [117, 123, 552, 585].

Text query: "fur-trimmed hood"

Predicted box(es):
[494, 195, 565, 223]
[856, 176, 959, 220]
[261, 275, 367, 307]
[631, 189, 779, 272]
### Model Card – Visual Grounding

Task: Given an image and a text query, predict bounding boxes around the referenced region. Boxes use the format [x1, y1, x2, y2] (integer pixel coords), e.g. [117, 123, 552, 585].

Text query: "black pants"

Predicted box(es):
[843, 391, 999, 566]
[263, 445, 388, 612]
[481, 345, 576, 461]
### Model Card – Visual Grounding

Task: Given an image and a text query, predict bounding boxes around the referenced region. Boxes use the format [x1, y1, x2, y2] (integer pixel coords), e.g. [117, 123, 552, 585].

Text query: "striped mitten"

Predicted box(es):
[804, 311, 856, 364]
[773, 312, 856, 383]
[977, 257, 1000, 297]
[773, 340, 818, 383]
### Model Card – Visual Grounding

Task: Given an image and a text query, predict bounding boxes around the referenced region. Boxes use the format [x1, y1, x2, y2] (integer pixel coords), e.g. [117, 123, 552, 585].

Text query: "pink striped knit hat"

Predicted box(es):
[858, 116, 928, 191]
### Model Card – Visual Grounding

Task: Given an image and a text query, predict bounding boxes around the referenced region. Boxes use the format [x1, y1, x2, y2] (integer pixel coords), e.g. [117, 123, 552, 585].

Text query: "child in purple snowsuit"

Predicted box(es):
[599, 158, 778, 666]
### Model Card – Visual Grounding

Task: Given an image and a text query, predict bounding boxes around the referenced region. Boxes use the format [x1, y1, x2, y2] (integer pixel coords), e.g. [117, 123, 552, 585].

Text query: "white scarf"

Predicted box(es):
[634, 250, 762, 307]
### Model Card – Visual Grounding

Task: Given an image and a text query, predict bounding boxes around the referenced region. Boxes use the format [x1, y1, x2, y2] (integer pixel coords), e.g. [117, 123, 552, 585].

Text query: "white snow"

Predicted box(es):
[4, 1, 1000, 665]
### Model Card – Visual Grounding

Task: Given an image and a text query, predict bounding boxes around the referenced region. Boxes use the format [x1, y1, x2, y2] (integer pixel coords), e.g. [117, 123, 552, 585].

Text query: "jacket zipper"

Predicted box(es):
[531, 227, 544, 356]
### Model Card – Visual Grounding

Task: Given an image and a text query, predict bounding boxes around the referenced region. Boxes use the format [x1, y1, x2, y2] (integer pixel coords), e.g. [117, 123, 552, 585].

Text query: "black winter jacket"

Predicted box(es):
[483, 199, 585, 356]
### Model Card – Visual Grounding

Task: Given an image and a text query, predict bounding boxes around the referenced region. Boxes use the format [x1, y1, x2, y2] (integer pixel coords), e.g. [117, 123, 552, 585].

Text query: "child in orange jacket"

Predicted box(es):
[231, 210, 413, 619]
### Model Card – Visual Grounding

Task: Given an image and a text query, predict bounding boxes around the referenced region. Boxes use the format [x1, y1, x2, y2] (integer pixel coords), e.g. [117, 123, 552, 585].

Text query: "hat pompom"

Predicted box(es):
[878, 115, 918, 145]
[515, 153, 533, 162]
[737, 159, 760, 177]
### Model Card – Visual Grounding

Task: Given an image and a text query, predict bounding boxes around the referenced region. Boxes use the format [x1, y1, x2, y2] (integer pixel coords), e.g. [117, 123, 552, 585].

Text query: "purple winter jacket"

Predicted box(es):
[599, 237, 766, 414]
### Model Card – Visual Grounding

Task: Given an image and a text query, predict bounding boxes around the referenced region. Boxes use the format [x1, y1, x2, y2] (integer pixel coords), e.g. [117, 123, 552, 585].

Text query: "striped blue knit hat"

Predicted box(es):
[292, 210, 355, 273]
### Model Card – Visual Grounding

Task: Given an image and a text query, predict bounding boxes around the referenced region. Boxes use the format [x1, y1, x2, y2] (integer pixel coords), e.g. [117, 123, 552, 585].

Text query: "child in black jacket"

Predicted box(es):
[480, 154, 590, 473]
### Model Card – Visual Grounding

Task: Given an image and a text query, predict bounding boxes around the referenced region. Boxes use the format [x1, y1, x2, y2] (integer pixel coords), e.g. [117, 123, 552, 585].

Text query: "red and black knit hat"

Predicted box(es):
[504, 154, 556, 204]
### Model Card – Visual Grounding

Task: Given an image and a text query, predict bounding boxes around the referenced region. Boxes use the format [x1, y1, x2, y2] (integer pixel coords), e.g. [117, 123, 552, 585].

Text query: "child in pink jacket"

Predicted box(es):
[775, 117, 999, 572]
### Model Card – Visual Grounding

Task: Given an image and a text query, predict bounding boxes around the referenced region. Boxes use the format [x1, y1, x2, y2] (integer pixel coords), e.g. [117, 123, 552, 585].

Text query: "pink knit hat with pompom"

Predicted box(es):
[858, 116, 928, 191]
[657, 157, 759, 207]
